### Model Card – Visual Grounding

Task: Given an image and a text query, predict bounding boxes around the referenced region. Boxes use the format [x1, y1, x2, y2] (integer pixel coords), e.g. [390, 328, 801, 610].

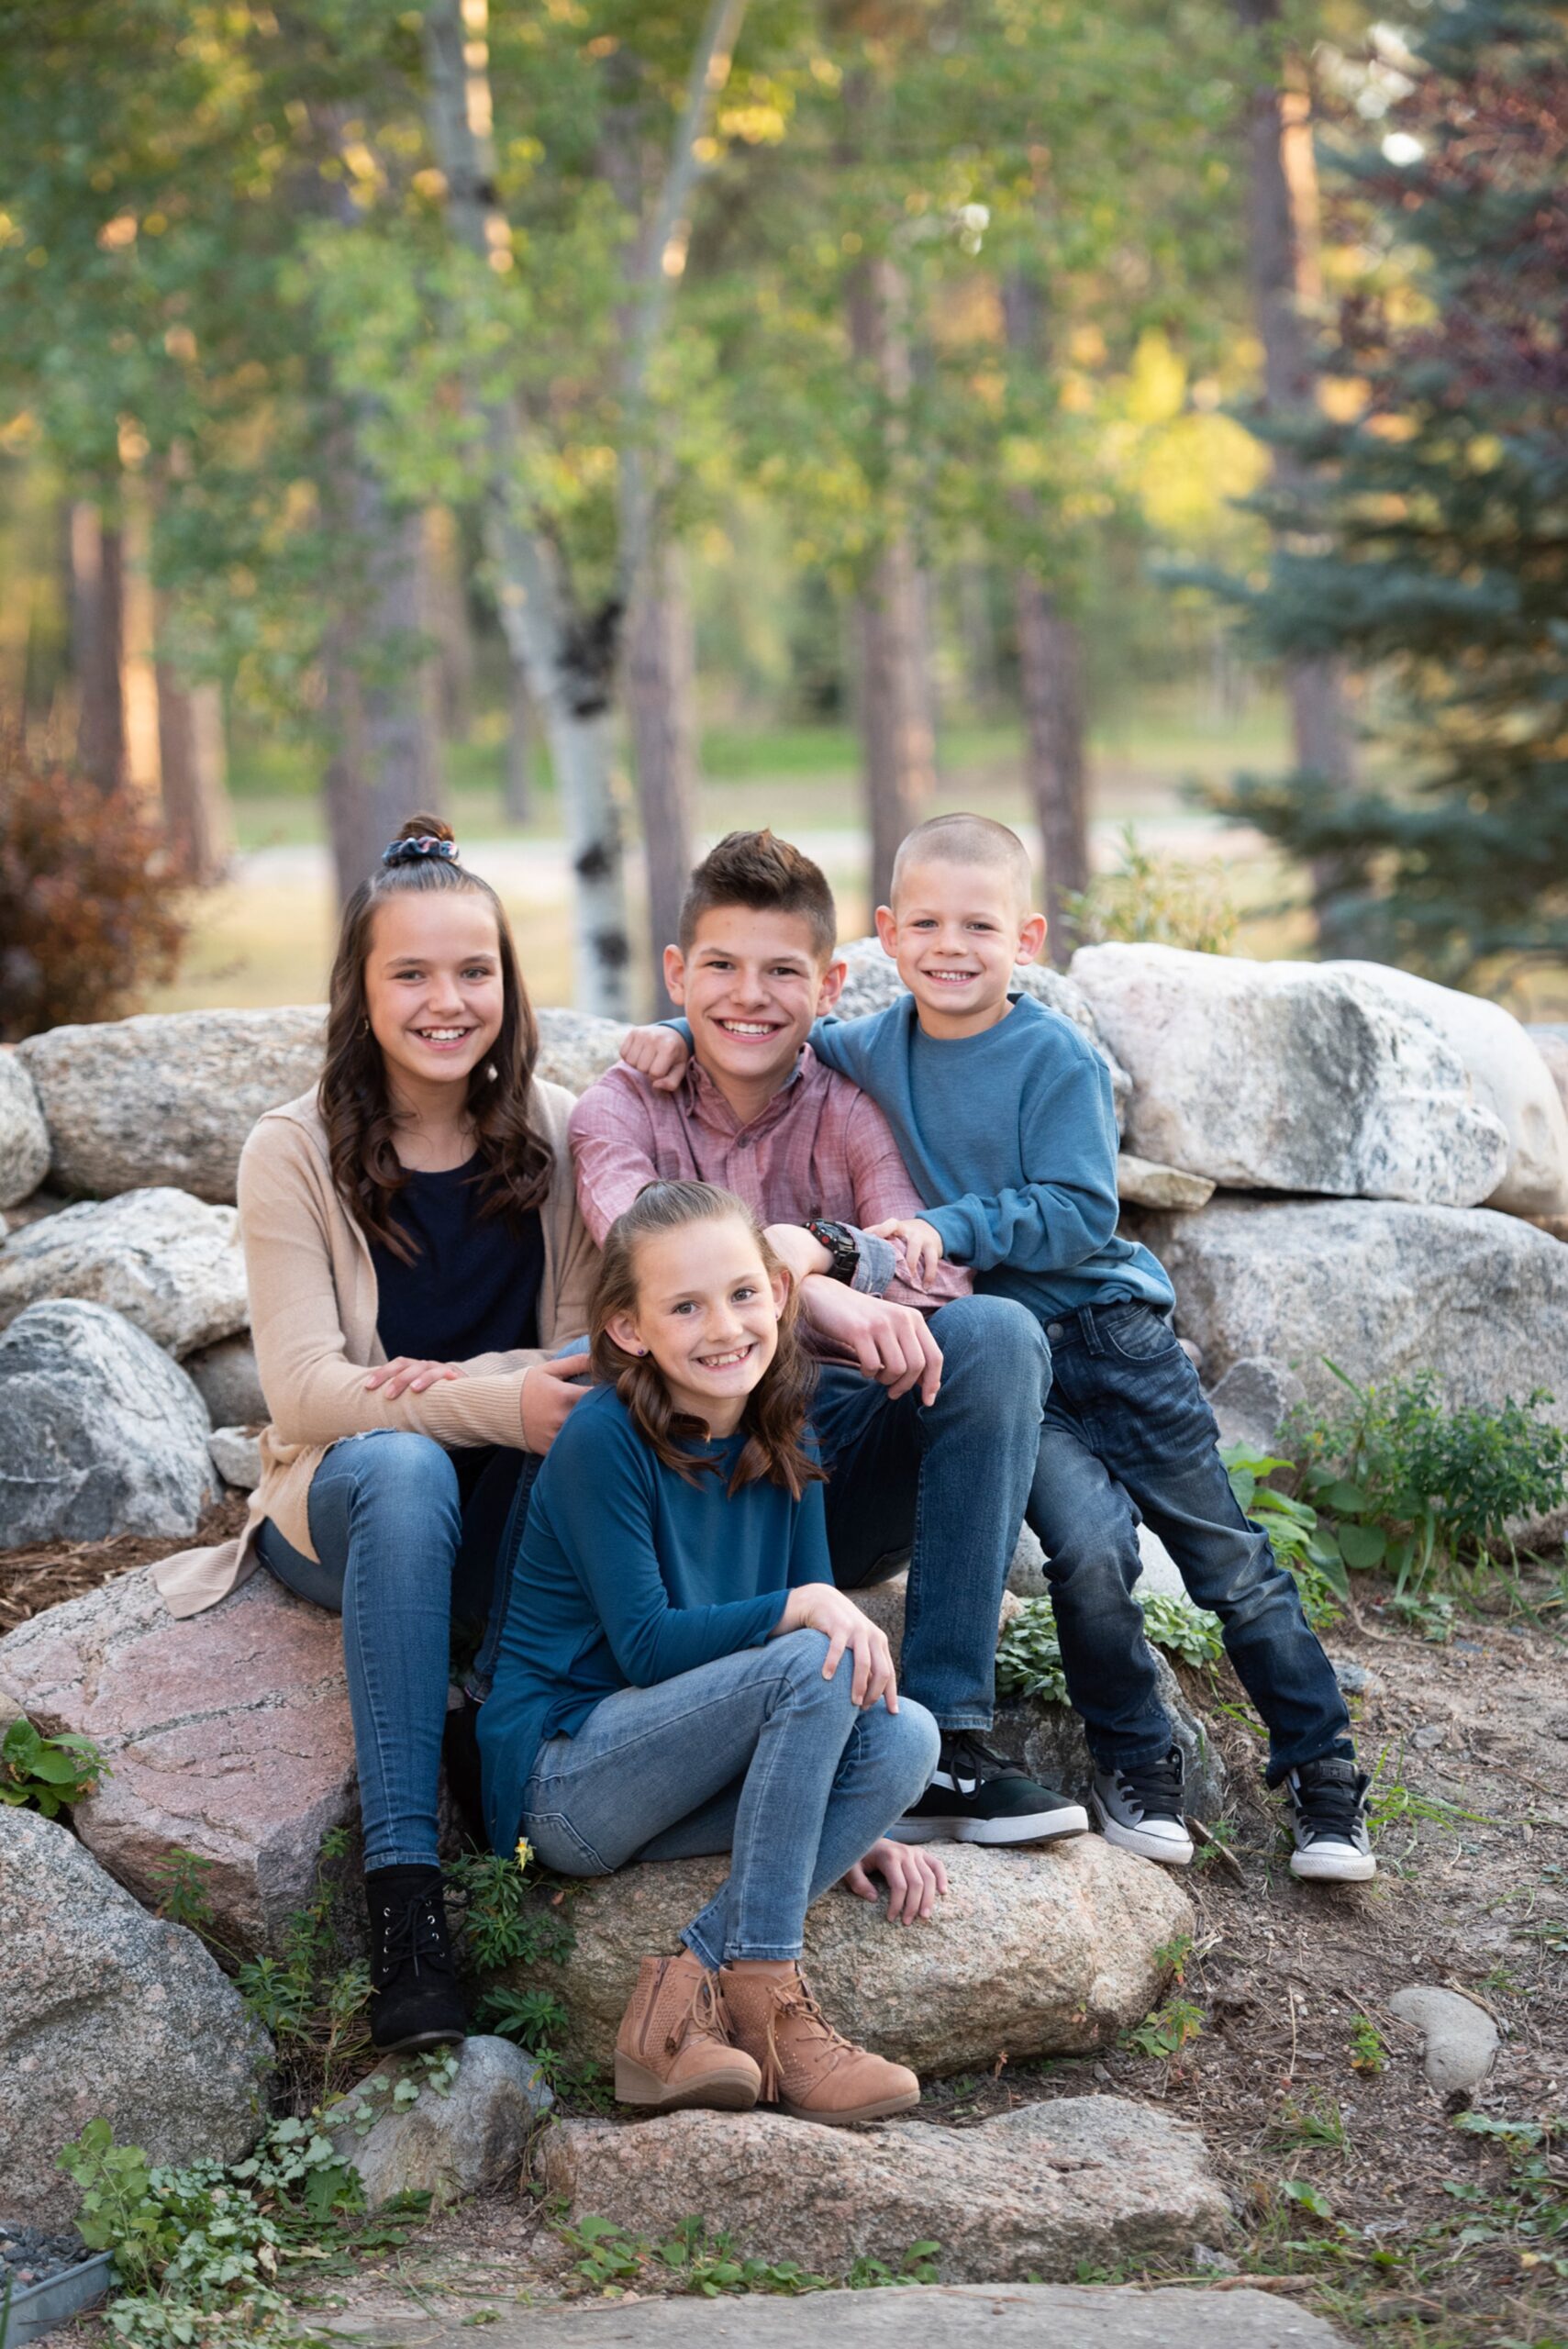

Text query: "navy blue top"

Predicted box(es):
[478, 1384, 829, 1854]
[371, 1155, 544, 1365]
[808, 995, 1174, 1321]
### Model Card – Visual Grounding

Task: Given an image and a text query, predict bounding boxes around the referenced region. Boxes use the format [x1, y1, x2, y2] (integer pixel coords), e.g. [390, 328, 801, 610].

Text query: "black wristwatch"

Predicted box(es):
[804, 1218, 861, 1284]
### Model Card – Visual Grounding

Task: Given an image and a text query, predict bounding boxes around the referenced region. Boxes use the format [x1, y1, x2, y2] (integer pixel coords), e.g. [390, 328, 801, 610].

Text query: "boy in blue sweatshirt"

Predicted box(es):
[628, 815, 1373, 1884]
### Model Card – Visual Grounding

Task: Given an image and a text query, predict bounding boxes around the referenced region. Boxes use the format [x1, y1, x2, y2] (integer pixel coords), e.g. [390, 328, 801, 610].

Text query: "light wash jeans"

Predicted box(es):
[521, 1631, 940, 1968]
[256, 1429, 535, 1870]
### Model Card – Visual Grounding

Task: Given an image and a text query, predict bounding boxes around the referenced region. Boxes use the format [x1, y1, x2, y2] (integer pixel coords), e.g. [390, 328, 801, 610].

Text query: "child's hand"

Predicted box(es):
[365, 1357, 468, 1399]
[868, 1216, 945, 1288]
[620, 1023, 688, 1093]
[841, 1839, 948, 1924]
[776, 1583, 898, 1711]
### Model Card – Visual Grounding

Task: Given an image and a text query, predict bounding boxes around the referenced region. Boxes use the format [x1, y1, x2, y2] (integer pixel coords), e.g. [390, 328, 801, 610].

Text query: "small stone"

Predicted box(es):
[0, 1299, 214, 1547]
[1330, 1659, 1374, 1697]
[0, 1052, 50, 1210]
[184, 1332, 268, 1428]
[1410, 1723, 1446, 1751]
[208, 1426, 262, 1489]
[539, 2099, 1230, 2285]
[324, 2037, 551, 2209]
[1388, 1985, 1499, 2095]
[0, 1186, 248, 1357]
[1192, 2243, 1240, 2275]
[1117, 1155, 1215, 1211]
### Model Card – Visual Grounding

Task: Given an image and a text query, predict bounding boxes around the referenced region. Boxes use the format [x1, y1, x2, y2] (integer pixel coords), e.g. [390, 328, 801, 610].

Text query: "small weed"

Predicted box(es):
[233, 1828, 371, 2110]
[148, 1847, 222, 1941]
[1122, 1996, 1206, 2063]
[1154, 1932, 1195, 1985]
[1349, 2015, 1388, 2075]
[997, 1590, 1222, 1708]
[552, 2214, 940, 2298]
[1277, 2176, 1337, 2224]
[1, 1716, 108, 1817]
[1269, 2089, 1349, 2154]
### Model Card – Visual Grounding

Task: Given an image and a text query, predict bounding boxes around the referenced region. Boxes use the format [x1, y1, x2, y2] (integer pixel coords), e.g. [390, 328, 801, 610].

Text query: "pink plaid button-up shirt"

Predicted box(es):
[568, 1049, 970, 1318]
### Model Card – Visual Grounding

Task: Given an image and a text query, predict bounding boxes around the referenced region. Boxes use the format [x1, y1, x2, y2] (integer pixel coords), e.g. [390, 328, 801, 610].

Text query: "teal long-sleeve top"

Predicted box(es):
[806, 993, 1175, 1323]
[478, 1382, 829, 1854]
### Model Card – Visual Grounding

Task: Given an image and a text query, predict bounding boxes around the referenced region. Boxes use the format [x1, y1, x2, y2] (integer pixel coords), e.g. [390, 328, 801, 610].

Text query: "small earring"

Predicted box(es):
[486, 1062, 498, 1083]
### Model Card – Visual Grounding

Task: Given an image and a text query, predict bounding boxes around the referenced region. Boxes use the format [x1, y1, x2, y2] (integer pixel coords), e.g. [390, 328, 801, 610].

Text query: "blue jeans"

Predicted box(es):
[522, 1631, 940, 1966]
[1025, 1304, 1352, 1787]
[810, 1295, 1050, 1731]
[256, 1431, 539, 1871]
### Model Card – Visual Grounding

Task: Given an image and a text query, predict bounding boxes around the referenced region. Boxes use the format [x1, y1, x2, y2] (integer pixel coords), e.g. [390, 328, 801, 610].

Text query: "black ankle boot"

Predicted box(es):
[365, 1865, 467, 2053]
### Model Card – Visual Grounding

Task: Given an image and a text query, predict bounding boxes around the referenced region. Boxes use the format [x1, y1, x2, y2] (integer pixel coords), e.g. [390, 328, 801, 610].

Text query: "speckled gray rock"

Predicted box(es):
[835, 937, 1131, 1129]
[1206, 1356, 1307, 1451]
[0, 1186, 247, 1356]
[0, 1052, 50, 1209]
[1329, 963, 1568, 1217]
[1388, 1986, 1498, 2095]
[0, 1300, 213, 1546]
[534, 1007, 628, 1097]
[1117, 1154, 1215, 1210]
[208, 1426, 262, 1488]
[17, 1006, 328, 1203]
[506, 1837, 1191, 2079]
[0, 1807, 270, 2219]
[0, 1565, 355, 1957]
[184, 1332, 269, 1428]
[324, 2037, 551, 2209]
[1132, 1195, 1568, 1431]
[539, 2098, 1230, 2284]
[1069, 944, 1508, 1206]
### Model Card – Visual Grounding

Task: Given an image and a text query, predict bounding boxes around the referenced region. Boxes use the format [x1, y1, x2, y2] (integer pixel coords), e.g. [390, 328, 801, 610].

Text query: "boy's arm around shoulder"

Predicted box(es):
[922, 1031, 1121, 1275]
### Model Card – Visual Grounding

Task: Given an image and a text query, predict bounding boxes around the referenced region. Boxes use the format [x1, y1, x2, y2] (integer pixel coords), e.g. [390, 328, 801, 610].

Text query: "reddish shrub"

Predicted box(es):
[0, 722, 187, 1040]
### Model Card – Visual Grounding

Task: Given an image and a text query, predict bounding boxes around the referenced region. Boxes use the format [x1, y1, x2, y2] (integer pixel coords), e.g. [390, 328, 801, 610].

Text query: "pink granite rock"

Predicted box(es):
[0, 1564, 356, 1954]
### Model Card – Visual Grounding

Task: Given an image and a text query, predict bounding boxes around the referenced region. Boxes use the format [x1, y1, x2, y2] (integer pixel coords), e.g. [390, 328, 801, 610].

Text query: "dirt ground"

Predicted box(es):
[9, 1548, 1565, 2349]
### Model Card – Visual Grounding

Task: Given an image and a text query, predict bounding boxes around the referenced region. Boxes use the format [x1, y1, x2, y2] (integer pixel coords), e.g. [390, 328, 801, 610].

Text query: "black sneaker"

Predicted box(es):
[1090, 1747, 1195, 1867]
[1285, 1756, 1376, 1883]
[365, 1866, 468, 2052]
[889, 1731, 1088, 1846]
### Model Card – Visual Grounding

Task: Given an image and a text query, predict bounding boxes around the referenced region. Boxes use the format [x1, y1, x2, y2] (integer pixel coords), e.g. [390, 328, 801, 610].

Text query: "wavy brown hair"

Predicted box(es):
[590, 1181, 824, 1499]
[320, 812, 550, 1259]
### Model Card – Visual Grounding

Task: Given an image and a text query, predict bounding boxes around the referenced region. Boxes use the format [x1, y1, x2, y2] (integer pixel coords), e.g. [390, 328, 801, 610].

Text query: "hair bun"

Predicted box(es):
[382, 811, 460, 869]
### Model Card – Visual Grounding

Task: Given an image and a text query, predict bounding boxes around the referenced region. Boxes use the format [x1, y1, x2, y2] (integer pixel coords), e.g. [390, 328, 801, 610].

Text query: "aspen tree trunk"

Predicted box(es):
[423, 506, 474, 746]
[626, 540, 698, 1010]
[503, 656, 535, 826]
[1238, 0, 1355, 945]
[1002, 269, 1089, 964]
[70, 503, 127, 795]
[846, 251, 935, 910]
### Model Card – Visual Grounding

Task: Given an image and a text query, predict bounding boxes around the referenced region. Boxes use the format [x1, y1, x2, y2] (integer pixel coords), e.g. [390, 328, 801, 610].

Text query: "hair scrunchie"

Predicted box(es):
[382, 834, 459, 868]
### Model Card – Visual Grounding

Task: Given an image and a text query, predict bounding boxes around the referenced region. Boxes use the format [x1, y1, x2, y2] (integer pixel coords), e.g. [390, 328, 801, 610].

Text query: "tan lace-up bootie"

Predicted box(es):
[719, 1960, 919, 2126]
[614, 1947, 762, 2112]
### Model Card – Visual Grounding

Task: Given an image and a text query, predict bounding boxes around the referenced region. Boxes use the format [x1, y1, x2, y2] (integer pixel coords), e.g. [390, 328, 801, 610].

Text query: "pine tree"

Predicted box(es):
[1206, 0, 1568, 983]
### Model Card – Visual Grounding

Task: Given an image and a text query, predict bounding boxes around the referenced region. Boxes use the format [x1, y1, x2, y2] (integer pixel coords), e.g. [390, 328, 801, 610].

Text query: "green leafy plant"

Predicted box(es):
[148, 1848, 222, 1940]
[996, 1590, 1222, 1709]
[553, 2213, 941, 2299]
[1122, 1995, 1206, 2062]
[1284, 1366, 1568, 1603]
[1062, 821, 1238, 955]
[1349, 2016, 1388, 2076]
[447, 1846, 576, 1975]
[233, 1828, 371, 2109]
[1268, 2090, 1349, 2154]
[1219, 1442, 1348, 1630]
[0, 1716, 108, 1817]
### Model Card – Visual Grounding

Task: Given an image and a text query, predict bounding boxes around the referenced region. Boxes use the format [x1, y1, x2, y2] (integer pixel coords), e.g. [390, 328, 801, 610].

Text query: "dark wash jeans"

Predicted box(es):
[1024, 1303, 1351, 1786]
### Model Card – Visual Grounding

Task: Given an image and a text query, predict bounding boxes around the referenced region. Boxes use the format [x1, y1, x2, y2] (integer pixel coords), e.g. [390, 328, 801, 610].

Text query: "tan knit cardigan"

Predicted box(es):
[152, 1081, 599, 1619]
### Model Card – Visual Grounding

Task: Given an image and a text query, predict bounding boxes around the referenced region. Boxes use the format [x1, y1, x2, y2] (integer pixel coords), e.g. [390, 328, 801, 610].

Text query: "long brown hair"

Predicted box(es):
[320, 812, 550, 1258]
[590, 1181, 824, 1500]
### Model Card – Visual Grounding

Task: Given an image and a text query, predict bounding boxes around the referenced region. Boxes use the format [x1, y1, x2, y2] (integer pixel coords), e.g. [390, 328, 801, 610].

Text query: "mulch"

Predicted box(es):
[0, 1492, 250, 1637]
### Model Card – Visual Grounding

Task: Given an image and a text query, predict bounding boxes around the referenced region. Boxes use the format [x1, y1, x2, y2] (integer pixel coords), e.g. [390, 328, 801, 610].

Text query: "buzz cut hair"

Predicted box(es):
[677, 829, 839, 962]
[890, 813, 1035, 908]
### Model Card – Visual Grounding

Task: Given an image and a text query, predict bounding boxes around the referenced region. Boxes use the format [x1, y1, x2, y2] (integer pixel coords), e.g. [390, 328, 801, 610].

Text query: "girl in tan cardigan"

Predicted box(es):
[158, 816, 596, 2052]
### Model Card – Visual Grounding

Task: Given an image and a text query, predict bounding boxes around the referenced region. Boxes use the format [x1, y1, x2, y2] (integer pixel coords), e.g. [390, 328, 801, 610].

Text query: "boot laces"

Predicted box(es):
[940, 1730, 1007, 1790]
[1117, 1747, 1184, 1820]
[1294, 1761, 1367, 1842]
[761, 1971, 856, 2103]
[375, 1887, 452, 1987]
[666, 1966, 730, 2058]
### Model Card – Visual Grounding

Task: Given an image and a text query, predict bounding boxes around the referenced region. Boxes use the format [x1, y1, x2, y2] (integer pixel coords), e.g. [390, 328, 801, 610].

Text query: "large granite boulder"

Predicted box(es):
[539, 2098, 1230, 2285]
[0, 1566, 356, 1955]
[1528, 1025, 1568, 1122]
[18, 1006, 327, 1203]
[1133, 1194, 1568, 1429]
[0, 1300, 214, 1547]
[0, 1806, 271, 2219]
[1069, 944, 1508, 1206]
[0, 1051, 50, 1208]
[506, 1837, 1190, 2078]
[0, 1186, 248, 1356]
[534, 1008, 628, 1097]
[1329, 962, 1568, 1218]
[184, 1331, 269, 1426]
[835, 936, 1131, 1129]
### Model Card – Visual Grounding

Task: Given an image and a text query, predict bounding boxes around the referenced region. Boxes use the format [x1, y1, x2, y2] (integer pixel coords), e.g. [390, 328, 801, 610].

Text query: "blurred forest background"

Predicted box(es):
[0, 0, 1562, 1026]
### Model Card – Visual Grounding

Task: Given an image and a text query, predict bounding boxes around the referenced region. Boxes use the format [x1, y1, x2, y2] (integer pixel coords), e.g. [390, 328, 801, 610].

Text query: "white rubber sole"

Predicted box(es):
[887, 1804, 1089, 1846]
[1090, 1792, 1195, 1868]
[1290, 1845, 1377, 1883]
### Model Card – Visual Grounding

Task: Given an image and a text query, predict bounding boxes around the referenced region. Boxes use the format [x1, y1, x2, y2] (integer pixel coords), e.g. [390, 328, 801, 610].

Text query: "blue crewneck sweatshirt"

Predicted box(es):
[806, 993, 1174, 1322]
[478, 1383, 828, 1854]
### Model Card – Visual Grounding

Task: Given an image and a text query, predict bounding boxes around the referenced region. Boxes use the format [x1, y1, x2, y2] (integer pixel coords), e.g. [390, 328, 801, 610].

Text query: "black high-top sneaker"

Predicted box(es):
[1285, 1756, 1376, 1883]
[365, 1866, 467, 2052]
[1090, 1746, 1195, 1867]
[889, 1731, 1088, 1845]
